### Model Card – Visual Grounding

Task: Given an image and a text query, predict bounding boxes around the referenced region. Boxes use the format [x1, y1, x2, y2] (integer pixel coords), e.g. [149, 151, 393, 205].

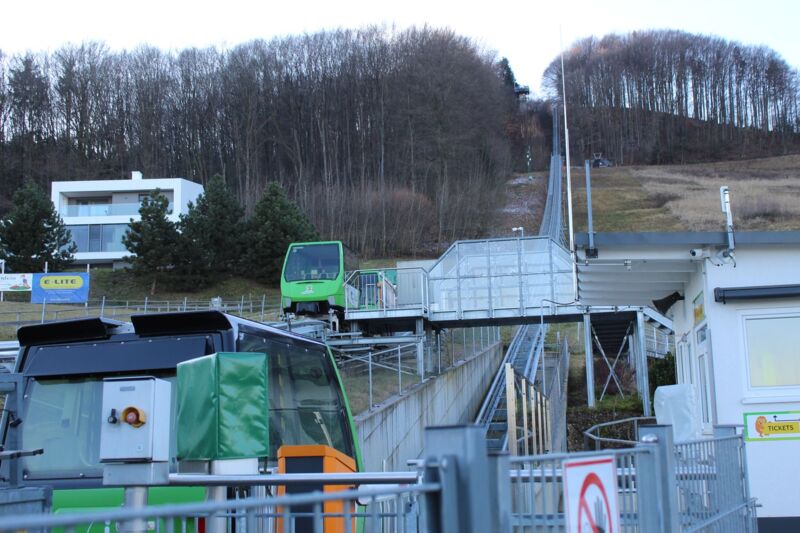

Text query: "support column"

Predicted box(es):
[416, 318, 425, 377]
[521, 380, 530, 456]
[121, 487, 148, 533]
[638, 425, 679, 532]
[436, 331, 442, 374]
[628, 333, 635, 371]
[636, 310, 652, 416]
[505, 363, 518, 456]
[423, 426, 492, 533]
[583, 313, 595, 407]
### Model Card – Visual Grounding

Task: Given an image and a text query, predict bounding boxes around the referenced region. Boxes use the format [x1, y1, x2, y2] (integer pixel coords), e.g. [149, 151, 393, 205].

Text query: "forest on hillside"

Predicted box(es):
[0, 27, 525, 256]
[1, 27, 799, 257]
[544, 30, 800, 164]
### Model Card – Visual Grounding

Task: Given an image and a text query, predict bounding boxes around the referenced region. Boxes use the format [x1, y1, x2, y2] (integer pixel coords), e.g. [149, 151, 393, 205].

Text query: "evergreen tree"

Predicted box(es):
[0, 181, 75, 272]
[122, 189, 179, 294]
[244, 183, 318, 283]
[177, 175, 244, 286]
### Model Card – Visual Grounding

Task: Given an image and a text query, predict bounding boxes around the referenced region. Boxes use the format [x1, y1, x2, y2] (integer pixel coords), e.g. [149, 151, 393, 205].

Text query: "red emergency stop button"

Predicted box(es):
[121, 406, 147, 428]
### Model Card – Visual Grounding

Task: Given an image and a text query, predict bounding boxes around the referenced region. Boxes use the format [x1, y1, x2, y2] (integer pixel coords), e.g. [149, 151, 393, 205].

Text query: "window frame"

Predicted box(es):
[740, 307, 800, 397]
[235, 324, 355, 461]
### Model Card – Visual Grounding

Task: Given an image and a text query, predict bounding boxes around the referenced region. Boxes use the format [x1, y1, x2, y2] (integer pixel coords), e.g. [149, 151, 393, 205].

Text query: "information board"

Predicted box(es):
[31, 273, 90, 303]
[0, 273, 33, 292]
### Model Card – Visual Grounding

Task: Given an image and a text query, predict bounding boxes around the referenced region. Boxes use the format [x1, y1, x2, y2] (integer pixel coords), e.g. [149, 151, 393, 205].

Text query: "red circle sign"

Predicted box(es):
[577, 472, 613, 533]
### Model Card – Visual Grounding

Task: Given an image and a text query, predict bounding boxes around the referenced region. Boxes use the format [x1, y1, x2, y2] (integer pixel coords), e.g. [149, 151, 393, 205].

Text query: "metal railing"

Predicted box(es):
[475, 325, 533, 427]
[0, 425, 756, 533]
[339, 326, 501, 414]
[0, 296, 281, 333]
[545, 338, 570, 454]
[583, 416, 658, 450]
[344, 267, 428, 318]
[502, 337, 570, 456]
[426, 237, 574, 321]
[64, 202, 175, 217]
[0, 476, 433, 533]
[509, 447, 656, 531]
[675, 429, 755, 532]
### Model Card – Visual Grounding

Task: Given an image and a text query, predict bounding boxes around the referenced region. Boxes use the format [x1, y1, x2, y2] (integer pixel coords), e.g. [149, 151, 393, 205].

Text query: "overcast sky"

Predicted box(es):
[2, 0, 798, 95]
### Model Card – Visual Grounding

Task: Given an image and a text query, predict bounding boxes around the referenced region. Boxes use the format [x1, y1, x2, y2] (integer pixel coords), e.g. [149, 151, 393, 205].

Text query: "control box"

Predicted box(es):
[99, 377, 171, 463]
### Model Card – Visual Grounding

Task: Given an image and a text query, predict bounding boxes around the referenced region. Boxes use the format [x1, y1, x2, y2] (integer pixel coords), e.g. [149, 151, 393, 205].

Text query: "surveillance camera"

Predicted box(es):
[689, 248, 709, 259]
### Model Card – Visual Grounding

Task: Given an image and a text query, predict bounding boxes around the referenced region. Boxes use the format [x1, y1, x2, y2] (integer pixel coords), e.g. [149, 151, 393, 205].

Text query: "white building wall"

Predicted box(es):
[51, 176, 204, 264]
[669, 246, 800, 518]
[670, 261, 705, 418]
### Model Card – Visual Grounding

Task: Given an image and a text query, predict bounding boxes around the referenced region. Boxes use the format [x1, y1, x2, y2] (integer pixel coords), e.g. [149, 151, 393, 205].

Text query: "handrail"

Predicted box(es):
[521, 327, 545, 382]
[344, 267, 429, 315]
[475, 326, 525, 426]
[583, 416, 657, 449]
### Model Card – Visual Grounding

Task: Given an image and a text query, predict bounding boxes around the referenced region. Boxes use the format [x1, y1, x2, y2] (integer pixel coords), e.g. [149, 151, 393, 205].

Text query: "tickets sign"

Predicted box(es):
[0, 273, 33, 292]
[31, 273, 90, 303]
[744, 411, 800, 442]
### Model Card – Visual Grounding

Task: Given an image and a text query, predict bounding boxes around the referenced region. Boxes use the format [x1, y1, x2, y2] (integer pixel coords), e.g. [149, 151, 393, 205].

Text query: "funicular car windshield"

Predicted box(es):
[284, 243, 340, 281]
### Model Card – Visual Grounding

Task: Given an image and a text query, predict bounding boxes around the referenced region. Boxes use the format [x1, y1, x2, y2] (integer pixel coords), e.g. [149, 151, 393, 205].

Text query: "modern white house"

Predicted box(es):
[575, 228, 800, 532]
[51, 171, 204, 266]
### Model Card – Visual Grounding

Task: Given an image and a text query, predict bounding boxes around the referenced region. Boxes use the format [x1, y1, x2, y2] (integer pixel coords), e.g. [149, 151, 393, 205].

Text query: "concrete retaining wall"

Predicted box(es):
[354, 343, 503, 471]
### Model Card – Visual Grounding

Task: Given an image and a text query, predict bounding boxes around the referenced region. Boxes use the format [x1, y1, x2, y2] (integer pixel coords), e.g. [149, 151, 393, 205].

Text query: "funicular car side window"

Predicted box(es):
[237, 328, 353, 460]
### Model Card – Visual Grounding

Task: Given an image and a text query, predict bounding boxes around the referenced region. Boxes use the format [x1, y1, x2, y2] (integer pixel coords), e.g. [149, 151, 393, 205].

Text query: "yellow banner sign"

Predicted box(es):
[38, 275, 85, 289]
[762, 420, 799, 436]
[745, 411, 800, 441]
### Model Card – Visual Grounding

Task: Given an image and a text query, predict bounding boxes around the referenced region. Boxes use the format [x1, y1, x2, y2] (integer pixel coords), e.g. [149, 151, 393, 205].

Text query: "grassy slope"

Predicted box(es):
[572, 166, 684, 232]
[88, 269, 280, 302]
[572, 154, 800, 233]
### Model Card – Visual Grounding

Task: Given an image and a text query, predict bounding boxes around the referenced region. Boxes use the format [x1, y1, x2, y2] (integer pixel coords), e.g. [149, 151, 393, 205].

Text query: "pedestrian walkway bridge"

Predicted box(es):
[344, 235, 577, 328]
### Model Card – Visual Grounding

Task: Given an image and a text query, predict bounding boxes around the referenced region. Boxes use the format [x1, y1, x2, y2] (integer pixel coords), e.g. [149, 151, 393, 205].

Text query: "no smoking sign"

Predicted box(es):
[563, 456, 621, 533]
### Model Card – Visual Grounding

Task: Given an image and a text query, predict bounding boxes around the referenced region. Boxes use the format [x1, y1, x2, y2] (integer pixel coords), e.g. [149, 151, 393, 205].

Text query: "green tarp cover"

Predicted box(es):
[176, 352, 269, 460]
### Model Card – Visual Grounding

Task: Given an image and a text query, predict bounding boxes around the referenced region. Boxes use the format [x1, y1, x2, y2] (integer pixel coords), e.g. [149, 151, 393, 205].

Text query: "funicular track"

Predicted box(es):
[476, 144, 570, 453]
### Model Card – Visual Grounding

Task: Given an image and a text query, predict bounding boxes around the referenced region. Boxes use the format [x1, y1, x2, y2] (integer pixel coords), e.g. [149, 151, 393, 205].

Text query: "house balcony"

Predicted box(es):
[64, 202, 174, 217]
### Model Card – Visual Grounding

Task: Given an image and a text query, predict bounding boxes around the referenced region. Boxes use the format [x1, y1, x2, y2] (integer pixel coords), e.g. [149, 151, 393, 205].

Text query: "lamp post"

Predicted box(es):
[0, 259, 4, 302]
[512, 227, 524, 239]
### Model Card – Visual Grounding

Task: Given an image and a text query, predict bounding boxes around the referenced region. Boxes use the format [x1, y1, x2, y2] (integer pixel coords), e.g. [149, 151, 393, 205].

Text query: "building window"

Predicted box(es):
[102, 225, 127, 252]
[69, 225, 89, 251]
[67, 224, 129, 253]
[744, 314, 800, 388]
[138, 193, 173, 214]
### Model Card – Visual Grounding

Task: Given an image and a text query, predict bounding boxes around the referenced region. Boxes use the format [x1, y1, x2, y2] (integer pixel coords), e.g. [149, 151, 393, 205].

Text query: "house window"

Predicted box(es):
[744, 314, 800, 388]
[138, 192, 173, 214]
[66, 224, 129, 253]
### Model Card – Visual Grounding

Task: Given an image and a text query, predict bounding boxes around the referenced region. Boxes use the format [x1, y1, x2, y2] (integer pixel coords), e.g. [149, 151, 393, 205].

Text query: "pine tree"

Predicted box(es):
[244, 183, 318, 283]
[177, 175, 244, 286]
[0, 181, 75, 272]
[122, 189, 179, 294]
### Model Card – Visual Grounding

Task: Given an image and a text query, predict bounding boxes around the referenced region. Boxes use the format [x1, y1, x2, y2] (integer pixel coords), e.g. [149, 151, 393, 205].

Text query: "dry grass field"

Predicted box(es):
[572, 154, 800, 232]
